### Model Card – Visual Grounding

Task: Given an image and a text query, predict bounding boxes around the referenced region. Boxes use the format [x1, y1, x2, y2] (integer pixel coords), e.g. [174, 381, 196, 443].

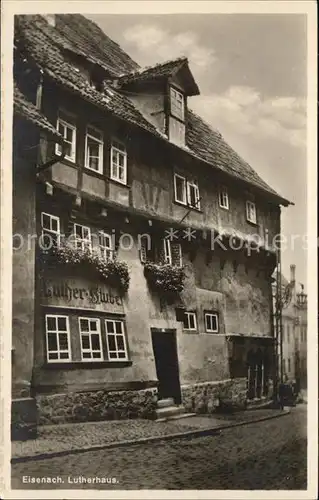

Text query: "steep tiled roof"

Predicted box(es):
[14, 84, 62, 140]
[15, 14, 290, 205]
[15, 15, 161, 137]
[186, 110, 280, 195]
[118, 56, 200, 97]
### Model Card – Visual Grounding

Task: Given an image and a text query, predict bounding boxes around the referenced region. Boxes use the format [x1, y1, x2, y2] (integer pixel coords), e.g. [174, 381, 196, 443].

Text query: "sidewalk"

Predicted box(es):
[11, 407, 289, 463]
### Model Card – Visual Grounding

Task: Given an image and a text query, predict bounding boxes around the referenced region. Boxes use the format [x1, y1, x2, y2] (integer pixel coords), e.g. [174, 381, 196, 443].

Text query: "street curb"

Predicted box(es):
[11, 409, 290, 464]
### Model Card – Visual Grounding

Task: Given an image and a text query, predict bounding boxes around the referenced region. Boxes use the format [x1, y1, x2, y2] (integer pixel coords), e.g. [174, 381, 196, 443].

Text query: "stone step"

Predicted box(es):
[156, 412, 197, 423]
[156, 398, 175, 409]
[155, 405, 186, 420]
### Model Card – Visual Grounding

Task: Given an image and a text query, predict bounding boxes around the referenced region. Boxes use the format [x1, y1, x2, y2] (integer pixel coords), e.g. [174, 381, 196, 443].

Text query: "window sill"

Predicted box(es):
[246, 219, 258, 226]
[173, 200, 203, 213]
[55, 156, 78, 169]
[83, 166, 105, 179]
[42, 360, 132, 370]
[108, 177, 131, 189]
[219, 205, 229, 211]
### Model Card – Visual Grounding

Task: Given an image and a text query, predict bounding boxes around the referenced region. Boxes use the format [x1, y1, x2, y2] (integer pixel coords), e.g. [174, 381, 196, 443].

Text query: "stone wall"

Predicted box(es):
[36, 387, 158, 425]
[11, 398, 38, 440]
[181, 378, 248, 414]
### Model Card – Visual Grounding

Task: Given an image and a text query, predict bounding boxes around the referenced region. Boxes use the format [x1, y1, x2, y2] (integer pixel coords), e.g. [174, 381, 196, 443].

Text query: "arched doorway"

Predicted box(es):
[247, 348, 269, 400]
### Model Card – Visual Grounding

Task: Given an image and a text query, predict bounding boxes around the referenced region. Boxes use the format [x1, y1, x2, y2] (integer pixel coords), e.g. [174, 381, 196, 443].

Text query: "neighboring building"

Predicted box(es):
[12, 14, 291, 434]
[276, 265, 307, 390]
[281, 265, 307, 389]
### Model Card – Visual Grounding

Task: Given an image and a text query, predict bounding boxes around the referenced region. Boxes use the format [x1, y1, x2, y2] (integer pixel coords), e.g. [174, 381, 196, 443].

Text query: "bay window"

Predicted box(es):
[55, 116, 76, 162]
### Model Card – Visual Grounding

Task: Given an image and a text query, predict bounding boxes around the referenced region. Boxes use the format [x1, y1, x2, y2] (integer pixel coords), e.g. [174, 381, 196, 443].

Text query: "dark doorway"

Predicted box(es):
[151, 329, 181, 404]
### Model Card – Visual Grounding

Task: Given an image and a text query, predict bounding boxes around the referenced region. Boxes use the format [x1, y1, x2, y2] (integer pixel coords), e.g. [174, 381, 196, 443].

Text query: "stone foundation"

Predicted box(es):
[11, 398, 38, 440]
[36, 387, 158, 425]
[181, 378, 248, 414]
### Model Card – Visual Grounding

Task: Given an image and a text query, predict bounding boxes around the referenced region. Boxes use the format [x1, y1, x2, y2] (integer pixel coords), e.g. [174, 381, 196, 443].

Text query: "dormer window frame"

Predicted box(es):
[169, 86, 185, 123]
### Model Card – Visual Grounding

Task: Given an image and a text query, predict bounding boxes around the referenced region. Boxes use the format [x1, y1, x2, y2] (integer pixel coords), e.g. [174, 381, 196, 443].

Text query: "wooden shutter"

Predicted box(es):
[171, 243, 182, 267]
[139, 237, 147, 263]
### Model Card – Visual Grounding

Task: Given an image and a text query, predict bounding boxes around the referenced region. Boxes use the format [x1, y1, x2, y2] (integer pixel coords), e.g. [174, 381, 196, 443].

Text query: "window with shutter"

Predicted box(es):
[163, 238, 172, 265]
[171, 243, 182, 267]
[139, 235, 153, 263]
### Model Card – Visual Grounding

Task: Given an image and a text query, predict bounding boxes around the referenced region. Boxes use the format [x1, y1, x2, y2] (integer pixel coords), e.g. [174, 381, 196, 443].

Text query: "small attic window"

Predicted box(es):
[170, 87, 185, 122]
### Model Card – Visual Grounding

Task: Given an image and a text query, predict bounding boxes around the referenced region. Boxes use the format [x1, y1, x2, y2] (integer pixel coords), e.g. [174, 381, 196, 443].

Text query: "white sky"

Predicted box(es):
[87, 13, 307, 288]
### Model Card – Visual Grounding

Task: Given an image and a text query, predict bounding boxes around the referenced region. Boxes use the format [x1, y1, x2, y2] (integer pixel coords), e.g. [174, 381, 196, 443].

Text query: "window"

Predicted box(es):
[99, 231, 113, 260]
[73, 224, 92, 252]
[79, 317, 103, 361]
[174, 174, 187, 205]
[246, 201, 257, 224]
[163, 238, 182, 267]
[187, 180, 200, 209]
[204, 312, 219, 333]
[169, 117, 186, 146]
[163, 237, 172, 265]
[105, 319, 128, 360]
[174, 173, 200, 209]
[110, 140, 127, 185]
[45, 315, 71, 362]
[288, 358, 291, 372]
[85, 126, 103, 173]
[139, 234, 153, 263]
[56, 117, 76, 162]
[183, 311, 197, 331]
[219, 187, 229, 210]
[170, 87, 185, 121]
[41, 212, 60, 246]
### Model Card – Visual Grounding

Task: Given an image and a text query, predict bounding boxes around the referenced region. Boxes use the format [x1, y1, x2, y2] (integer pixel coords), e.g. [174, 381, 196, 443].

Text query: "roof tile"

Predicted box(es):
[15, 14, 289, 204]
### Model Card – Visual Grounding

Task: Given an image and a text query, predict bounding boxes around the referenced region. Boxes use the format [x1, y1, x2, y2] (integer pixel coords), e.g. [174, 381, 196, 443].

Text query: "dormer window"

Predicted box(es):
[168, 86, 186, 147]
[170, 87, 185, 121]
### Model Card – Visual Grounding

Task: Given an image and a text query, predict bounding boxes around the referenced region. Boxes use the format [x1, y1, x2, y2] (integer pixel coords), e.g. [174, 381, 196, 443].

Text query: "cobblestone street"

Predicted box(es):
[11, 405, 307, 490]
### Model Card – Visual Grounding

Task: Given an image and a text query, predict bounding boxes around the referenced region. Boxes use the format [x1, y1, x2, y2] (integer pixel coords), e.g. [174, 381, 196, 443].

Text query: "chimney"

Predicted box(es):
[42, 14, 56, 27]
[290, 264, 296, 284]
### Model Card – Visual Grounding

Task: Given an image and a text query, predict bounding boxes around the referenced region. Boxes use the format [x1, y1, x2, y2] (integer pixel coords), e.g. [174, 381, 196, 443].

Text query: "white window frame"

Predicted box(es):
[45, 314, 71, 363]
[187, 180, 200, 210]
[169, 117, 186, 146]
[105, 319, 128, 361]
[170, 87, 185, 121]
[246, 201, 257, 224]
[85, 125, 104, 174]
[73, 223, 92, 252]
[163, 238, 172, 265]
[79, 317, 103, 361]
[204, 312, 219, 333]
[110, 139, 127, 185]
[41, 212, 61, 246]
[174, 173, 187, 205]
[183, 311, 197, 331]
[99, 231, 114, 261]
[219, 187, 229, 210]
[55, 117, 76, 162]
